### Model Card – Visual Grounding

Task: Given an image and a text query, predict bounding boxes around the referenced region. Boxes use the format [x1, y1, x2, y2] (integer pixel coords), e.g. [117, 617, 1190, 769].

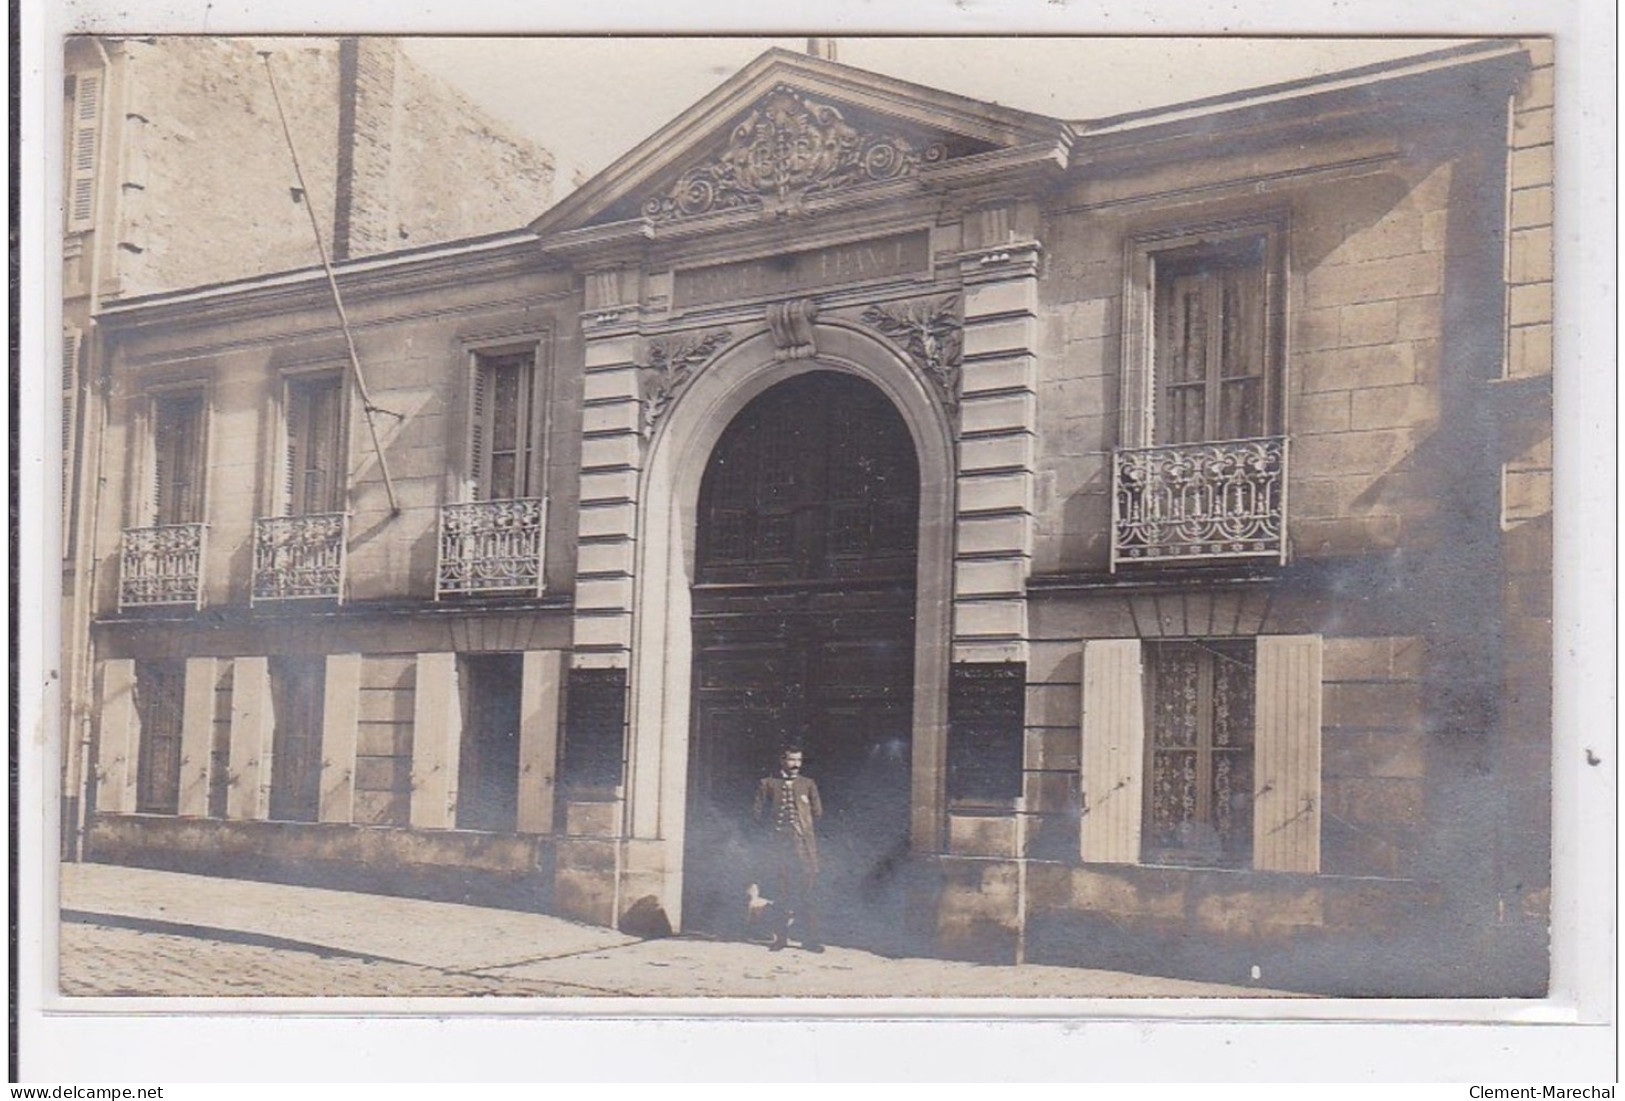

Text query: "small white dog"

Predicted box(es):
[744, 882, 783, 943]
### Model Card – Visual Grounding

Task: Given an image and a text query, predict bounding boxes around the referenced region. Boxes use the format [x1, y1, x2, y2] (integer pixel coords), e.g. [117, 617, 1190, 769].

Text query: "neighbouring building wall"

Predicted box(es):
[360, 40, 557, 256]
[111, 37, 344, 295]
[79, 35, 555, 300]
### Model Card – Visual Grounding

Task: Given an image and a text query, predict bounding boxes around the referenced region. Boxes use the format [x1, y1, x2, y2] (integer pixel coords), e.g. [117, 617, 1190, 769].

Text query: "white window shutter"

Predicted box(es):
[1079, 638, 1145, 864]
[468, 359, 489, 498]
[1253, 634, 1322, 873]
[69, 74, 100, 229]
[61, 330, 81, 521]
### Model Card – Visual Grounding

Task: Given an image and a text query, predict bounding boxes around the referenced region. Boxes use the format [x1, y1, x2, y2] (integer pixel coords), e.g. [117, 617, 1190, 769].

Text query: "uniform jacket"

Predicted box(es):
[753, 773, 823, 867]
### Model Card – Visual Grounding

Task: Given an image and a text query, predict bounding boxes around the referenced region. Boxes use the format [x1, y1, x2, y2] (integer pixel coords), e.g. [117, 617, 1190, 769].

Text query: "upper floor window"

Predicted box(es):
[1154, 236, 1274, 444]
[284, 373, 347, 515]
[469, 349, 538, 502]
[1113, 217, 1289, 569]
[119, 389, 209, 610]
[150, 390, 206, 526]
[1122, 216, 1286, 450]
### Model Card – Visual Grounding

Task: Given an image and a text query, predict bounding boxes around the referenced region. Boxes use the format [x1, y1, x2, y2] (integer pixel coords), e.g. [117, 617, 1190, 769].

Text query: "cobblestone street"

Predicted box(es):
[56, 863, 1294, 1000]
[60, 920, 596, 997]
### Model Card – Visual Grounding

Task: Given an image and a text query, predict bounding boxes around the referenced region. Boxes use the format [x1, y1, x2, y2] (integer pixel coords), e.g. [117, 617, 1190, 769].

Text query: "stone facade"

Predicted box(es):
[69, 42, 1551, 995]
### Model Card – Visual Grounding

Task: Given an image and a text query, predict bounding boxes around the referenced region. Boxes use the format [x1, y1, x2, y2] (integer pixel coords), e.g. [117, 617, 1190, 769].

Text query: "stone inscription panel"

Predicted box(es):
[673, 230, 930, 309]
[947, 661, 1026, 802]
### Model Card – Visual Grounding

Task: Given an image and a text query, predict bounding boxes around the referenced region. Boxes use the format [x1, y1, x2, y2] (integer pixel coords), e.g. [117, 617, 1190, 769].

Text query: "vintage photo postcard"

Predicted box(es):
[50, 30, 1558, 1002]
[26, 16, 1609, 1081]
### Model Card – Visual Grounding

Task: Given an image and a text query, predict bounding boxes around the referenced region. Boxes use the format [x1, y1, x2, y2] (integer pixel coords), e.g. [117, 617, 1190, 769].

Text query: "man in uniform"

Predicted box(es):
[751, 746, 824, 952]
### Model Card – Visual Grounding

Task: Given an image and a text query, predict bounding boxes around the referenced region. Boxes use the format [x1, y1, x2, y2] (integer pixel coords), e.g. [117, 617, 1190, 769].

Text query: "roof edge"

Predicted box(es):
[1076, 39, 1532, 135]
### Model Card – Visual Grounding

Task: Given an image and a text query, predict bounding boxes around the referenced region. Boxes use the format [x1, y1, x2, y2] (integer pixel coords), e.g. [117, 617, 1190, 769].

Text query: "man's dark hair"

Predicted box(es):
[779, 745, 805, 757]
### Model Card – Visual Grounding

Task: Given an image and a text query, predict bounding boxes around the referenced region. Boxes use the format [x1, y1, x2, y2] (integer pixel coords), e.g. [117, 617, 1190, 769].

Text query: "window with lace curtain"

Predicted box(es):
[1142, 640, 1256, 868]
[1079, 634, 1321, 874]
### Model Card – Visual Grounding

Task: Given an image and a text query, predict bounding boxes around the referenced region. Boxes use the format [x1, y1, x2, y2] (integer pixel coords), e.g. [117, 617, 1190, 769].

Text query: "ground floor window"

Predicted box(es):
[458, 654, 523, 832]
[269, 655, 325, 822]
[1142, 640, 1255, 868]
[134, 661, 185, 814]
[1079, 633, 1321, 874]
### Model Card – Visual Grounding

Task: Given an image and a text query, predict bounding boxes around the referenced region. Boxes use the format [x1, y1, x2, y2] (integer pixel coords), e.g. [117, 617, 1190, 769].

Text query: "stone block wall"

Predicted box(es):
[104, 36, 553, 300]
[113, 38, 346, 296]
[354, 654, 416, 826]
[387, 48, 556, 251]
[1318, 636, 1427, 877]
[1290, 165, 1452, 558]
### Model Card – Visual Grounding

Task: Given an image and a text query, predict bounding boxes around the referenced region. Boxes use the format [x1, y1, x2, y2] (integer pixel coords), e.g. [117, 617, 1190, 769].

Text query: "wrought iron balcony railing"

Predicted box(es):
[436, 497, 547, 598]
[252, 513, 348, 603]
[1112, 435, 1288, 569]
[118, 523, 207, 610]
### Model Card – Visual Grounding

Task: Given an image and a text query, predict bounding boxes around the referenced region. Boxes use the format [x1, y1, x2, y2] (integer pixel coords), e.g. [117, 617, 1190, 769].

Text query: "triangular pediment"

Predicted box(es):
[533, 48, 1070, 238]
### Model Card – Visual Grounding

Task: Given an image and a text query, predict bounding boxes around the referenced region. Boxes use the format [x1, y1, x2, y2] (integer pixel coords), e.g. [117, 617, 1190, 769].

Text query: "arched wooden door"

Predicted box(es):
[682, 371, 920, 949]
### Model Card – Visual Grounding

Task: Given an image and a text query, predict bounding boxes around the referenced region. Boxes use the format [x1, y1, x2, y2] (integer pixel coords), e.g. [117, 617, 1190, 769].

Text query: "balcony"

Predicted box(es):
[252, 513, 348, 603]
[1112, 436, 1288, 569]
[436, 497, 547, 598]
[118, 523, 206, 610]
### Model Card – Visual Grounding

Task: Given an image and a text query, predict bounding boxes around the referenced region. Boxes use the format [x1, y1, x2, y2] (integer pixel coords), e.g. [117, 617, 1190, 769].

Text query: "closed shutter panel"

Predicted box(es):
[61, 330, 80, 524]
[1252, 634, 1322, 873]
[69, 74, 100, 229]
[468, 360, 489, 498]
[283, 382, 303, 514]
[1079, 638, 1145, 864]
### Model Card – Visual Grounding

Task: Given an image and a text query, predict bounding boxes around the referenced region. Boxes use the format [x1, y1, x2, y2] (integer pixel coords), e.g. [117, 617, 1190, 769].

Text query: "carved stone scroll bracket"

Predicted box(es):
[859, 295, 963, 412]
[638, 329, 734, 439]
[766, 299, 819, 362]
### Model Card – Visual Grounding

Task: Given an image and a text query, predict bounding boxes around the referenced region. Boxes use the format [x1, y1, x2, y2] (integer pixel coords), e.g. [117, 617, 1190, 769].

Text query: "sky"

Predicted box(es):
[400, 36, 1469, 197]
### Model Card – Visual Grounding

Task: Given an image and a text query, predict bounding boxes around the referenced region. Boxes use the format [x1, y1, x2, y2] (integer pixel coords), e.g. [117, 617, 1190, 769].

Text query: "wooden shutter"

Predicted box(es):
[96, 658, 141, 815]
[1079, 638, 1145, 864]
[468, 358, 488, 497]
[69, 73, 100, 229]
[1252, 634, 1322, 873]
[61, 330, 81, 524]
[283, 380, 303, 514]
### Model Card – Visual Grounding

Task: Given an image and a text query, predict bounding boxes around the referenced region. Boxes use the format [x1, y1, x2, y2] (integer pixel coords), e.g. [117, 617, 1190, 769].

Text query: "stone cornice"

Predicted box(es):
[97, 234, 556, 338]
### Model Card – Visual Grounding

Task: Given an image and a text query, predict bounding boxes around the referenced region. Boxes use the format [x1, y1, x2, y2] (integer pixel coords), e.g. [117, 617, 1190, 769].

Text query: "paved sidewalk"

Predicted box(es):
[59, 862, 1298, 999]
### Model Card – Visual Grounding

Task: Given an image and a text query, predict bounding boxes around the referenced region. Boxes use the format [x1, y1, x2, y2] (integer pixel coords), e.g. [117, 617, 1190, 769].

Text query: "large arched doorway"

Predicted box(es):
[680, 371, 920, 950]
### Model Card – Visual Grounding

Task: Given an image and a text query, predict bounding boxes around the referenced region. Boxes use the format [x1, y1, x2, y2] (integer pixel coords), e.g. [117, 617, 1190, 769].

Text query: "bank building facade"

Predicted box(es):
[67, 41, 1554, 995]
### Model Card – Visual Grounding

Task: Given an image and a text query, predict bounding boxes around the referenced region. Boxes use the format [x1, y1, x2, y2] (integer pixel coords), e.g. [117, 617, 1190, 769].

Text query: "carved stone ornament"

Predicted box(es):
[860, 295, 963, 408]
[640, 329, 734, 437]
[766, 298, 819, 362]
[644, 86, 948, 222]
